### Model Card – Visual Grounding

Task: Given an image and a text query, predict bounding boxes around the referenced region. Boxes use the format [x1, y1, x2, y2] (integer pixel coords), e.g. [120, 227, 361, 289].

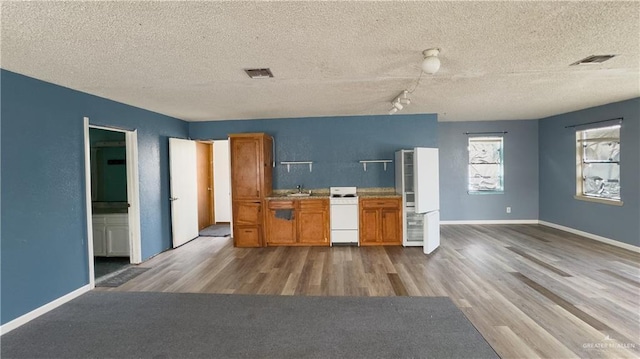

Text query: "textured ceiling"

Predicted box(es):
[1, 1, 639, 122]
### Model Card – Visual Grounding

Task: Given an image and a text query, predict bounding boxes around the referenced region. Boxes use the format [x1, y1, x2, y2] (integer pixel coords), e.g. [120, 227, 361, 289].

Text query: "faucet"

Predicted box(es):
[296, 185, 303, 193]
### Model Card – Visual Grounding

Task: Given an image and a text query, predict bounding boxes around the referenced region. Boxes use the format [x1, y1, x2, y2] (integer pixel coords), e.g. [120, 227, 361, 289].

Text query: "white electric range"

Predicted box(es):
[329, 187, 359, 245]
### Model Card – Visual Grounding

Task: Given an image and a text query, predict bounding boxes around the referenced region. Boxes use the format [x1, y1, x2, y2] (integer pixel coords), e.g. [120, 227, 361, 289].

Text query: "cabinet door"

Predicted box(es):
[265, 201, 296, 245]
[234, 226, 261, 247]
[106, 225, 130, 256]
[381, 208, 402, 245]
[262, 135, 273, 196]
[233, 201, 262, 226]
[359, 208, 380, 245]
[230, 137, 261, 199]
[92, 224, 107, 256]
[297, 200, 329, 245]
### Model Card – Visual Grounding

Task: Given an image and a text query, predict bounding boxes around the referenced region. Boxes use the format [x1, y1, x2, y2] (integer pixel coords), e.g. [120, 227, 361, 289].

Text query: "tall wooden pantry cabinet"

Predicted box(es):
[229, 133, 273, 247]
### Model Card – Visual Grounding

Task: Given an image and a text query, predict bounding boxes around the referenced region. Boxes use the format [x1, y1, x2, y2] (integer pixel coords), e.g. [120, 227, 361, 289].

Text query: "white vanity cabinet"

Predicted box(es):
[92, 214, 129, 257]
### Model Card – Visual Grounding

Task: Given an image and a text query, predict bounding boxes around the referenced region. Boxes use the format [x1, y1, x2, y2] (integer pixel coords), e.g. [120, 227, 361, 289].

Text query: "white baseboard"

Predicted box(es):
[538, 221, 640, 253]
[0, 284, 91, 335]
[440, 219, 539, 225]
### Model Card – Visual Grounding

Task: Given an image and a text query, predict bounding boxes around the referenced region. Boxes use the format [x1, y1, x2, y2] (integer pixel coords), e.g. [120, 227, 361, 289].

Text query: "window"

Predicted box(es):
[468, 136, 504, 193]
[576, 125, 621, 202]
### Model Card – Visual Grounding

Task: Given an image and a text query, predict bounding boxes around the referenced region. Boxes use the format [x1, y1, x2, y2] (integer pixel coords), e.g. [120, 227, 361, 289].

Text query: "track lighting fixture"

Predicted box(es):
[388, 90, 411, 115]
[387, 47, 441, 115]
[398, 90, 411, 105]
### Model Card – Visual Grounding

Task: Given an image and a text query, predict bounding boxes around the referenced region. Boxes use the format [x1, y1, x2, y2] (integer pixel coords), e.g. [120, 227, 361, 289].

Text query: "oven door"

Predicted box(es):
[330, 203, 358, 230]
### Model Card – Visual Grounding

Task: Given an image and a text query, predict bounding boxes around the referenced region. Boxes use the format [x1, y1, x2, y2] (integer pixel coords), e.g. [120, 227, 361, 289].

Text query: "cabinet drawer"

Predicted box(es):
[234, 226, 262, 247]
[92, 215, 107, 225]
[298, 199, 328, 210]
[360, 198, 400, 209]
[105, 214, 128, 225]
[233, 201, 262, 225]
[267, 200, 295, 209]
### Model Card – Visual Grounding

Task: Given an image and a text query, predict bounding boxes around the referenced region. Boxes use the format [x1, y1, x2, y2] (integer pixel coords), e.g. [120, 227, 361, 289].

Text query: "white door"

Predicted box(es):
[414, 147, 440, 213]
[169, 138, 199, 247]
[423, 211, 440, 254]
[213, 140, 231, 222]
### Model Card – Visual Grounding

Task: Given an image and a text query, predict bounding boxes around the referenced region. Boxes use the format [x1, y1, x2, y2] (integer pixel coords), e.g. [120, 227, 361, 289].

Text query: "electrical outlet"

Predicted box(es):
[506, 206, 511, 214]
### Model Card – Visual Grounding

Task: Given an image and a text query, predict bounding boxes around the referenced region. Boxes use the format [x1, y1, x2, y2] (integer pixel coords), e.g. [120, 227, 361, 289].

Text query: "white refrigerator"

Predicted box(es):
[395, 148, 440, 254]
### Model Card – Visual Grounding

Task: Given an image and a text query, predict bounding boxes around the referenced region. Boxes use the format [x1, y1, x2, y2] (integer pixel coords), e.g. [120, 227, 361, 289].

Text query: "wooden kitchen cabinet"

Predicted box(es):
[232, 200, 263, 247]
[230, 133, 272, 200]
[359, 198, 402, 246]
[265, 198, 330, 246]
[297, 199, 329, 245]
[265, 200, 296, 245]
[230, 133, 273, 247]
[234, 226, 262, 248]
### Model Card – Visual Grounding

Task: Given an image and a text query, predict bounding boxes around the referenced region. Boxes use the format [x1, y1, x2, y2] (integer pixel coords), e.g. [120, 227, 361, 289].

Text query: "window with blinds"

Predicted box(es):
[468, 136, 504, 194]
[576, 125, 621, 201]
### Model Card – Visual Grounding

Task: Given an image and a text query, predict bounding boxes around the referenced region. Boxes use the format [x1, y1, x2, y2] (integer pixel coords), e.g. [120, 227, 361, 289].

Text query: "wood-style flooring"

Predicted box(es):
[97, 224, 640, 358]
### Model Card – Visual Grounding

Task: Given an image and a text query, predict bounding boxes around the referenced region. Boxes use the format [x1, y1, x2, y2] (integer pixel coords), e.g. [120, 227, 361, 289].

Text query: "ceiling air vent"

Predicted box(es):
[570, 55, 616, 66]
[244, 68, 274, 79]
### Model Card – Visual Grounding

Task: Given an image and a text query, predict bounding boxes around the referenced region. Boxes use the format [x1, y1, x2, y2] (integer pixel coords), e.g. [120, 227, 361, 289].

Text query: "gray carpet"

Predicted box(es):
[95, 267, 150, 287]
[199, 223, 231, 237]
[1, 292, 498, 359]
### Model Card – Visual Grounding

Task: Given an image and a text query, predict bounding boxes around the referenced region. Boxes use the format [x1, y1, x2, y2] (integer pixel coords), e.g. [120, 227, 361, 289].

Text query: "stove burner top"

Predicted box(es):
[332, 194, 357, 198]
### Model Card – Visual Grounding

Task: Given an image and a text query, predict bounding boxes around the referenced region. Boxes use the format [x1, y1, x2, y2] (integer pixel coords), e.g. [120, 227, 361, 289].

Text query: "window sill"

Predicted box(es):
[468, 191, 504, 195]
[574, 195, 623, 206]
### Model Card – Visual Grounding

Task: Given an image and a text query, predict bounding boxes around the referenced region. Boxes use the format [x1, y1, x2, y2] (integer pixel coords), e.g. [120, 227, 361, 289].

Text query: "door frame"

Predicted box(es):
[83, 117, 142, 289]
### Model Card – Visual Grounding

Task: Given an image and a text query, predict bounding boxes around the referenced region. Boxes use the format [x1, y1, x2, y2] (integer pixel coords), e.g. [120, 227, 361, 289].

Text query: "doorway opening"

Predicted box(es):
[83, 118, 142, 288]
[197, 140, 232, 238]
[169, 138, 231, 247]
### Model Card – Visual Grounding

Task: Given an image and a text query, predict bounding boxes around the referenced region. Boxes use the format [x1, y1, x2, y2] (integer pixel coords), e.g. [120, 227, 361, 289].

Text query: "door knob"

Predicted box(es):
[170, 197, 179, 201]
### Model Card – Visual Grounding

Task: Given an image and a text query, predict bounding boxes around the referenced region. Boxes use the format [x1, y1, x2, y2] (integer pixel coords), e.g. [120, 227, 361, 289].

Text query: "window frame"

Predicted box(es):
[467, 136, 504, 195]
[574, 124, 623, 206]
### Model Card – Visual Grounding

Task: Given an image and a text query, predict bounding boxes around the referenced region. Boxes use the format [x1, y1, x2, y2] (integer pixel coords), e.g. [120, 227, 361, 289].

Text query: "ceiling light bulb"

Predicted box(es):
[389, 108, 398, 115]
[422, 48, 441, 74]
[393, 101, 403, 110]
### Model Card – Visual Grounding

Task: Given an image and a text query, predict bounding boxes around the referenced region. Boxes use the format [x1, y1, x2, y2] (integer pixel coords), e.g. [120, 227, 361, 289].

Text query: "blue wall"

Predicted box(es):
[1, 70, 188, 325]
[539, 98, 639, 246]
[438, 120, 539, 221]
[189, 114, 438, 189]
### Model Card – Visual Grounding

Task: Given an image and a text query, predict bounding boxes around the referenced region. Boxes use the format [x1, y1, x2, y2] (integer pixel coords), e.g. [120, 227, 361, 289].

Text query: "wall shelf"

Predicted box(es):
[280, 161, 313, 172]
[359, 160, 393, 172]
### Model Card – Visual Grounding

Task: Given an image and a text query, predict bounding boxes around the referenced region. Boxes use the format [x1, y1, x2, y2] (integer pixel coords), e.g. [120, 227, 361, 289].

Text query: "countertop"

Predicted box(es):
[357, 192, 401, 199]
[92, 202, 129, 214]
[266, 188, 400, 200]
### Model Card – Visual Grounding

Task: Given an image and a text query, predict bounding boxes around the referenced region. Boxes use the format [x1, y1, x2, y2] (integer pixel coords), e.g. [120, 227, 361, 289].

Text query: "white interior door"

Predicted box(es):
[414, 147, 440, 213]
[213, 140, 231, 222]
[169, 138, 199, 248]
